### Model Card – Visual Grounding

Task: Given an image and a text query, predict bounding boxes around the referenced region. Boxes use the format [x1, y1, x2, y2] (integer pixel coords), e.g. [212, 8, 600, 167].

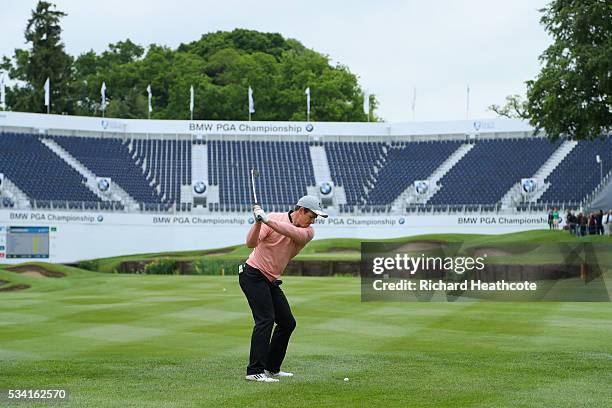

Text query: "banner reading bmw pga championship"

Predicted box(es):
[360, 241, 611, 302]
[188, 121, 315, 136]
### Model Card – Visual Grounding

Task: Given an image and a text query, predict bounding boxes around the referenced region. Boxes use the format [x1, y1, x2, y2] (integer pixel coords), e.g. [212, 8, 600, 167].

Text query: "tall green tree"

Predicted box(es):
[1, 1, 74, 114]
[3, 22, 377, 121]
[526, 0, 611, 140]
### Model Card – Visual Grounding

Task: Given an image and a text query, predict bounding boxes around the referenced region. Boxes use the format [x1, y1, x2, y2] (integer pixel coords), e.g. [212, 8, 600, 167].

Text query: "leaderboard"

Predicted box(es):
[4, 226, 50, 259]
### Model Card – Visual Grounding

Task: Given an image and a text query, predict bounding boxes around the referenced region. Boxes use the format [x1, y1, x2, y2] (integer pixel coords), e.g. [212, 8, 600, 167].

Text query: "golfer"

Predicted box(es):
[239, 195, 328, 382]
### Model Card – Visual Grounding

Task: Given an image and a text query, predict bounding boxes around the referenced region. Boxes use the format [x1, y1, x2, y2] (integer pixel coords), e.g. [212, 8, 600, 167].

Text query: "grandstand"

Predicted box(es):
[0, 113, 610, 215]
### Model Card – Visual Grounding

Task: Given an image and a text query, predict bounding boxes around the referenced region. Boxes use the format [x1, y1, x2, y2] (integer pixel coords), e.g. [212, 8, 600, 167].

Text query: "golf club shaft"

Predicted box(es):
[251, 169, 263, 221]
[251, 170, 258, 205]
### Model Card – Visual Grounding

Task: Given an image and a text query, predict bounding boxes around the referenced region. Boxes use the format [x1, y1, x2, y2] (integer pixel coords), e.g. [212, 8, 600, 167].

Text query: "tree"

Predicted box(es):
[487, 94, 529, 119]
[526, 0, 612, 140]
[0, 1, 73, 114]
[3, 22, 377, 121]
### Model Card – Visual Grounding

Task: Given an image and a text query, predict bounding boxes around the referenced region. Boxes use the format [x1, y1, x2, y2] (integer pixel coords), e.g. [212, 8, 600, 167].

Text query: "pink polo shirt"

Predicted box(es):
[246, 212, 314, 282]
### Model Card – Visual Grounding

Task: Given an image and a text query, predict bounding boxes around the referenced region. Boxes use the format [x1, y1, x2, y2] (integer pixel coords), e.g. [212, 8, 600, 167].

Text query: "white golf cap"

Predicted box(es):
[296, 195, 328, 218]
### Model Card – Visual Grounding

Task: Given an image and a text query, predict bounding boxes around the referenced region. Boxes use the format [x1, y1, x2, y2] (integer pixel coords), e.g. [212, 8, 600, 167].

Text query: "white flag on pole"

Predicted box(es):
[305, 87, 311, 117]
[363, 91, 369, 115]
[44, 77, 50, 107]
[0, 73, 6, 110]
[147, 84, 152, 113]
[189, 85, 194, 113]
[248, 86, 255, 114]
[101, 81, 107, 110]
[466, 84, 470, 119]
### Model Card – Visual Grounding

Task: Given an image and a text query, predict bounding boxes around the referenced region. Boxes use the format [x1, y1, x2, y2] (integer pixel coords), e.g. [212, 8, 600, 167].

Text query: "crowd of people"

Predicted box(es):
[550, 207, 612, 236]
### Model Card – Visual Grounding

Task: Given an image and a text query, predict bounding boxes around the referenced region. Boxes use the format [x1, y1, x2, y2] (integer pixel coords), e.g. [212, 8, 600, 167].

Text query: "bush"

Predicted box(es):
[192, 258, 243, 275]
[144, 259, 179, 275]
[78, 259, 100, 272]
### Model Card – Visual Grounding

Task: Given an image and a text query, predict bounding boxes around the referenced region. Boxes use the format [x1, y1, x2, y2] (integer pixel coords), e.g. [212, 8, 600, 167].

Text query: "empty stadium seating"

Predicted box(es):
[428, 138, 563, 205]
[208, 140, 315, 211]
[538, 136, 612, 204]
[1, 131, 610, 214]
[0, 132, 101, 204]
[366, 140, 462, 205]
[326, 142, 386, 205]
[53, 136, 162, 204]
[131, 139, 192, 204]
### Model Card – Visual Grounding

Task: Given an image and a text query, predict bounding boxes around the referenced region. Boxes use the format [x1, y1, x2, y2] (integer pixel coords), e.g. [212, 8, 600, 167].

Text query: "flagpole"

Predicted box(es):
[0, 73, 6, 111]
[101, 82, 106, 118]
[305, 87, 311, 122]
[466, 84, 470, 120]
[44, 78, 50, 114]
[190, 85, 194, 120]
[147, 84, 152, 120]
[412, 87, 416, 121]
[248, 86, 254, 121]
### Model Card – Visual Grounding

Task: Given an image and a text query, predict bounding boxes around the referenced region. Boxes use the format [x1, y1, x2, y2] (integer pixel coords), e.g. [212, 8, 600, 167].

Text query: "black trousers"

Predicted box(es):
[239, 263, 296, 375]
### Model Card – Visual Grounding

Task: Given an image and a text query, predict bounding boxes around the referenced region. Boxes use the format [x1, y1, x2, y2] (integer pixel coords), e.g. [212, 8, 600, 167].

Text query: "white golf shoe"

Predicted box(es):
[265, 369, 294, 378]
[245, 373, 279, 382]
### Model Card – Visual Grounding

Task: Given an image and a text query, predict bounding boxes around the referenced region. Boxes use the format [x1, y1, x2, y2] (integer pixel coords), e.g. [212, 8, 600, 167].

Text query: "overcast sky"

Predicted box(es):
[1, 0, 552, 123]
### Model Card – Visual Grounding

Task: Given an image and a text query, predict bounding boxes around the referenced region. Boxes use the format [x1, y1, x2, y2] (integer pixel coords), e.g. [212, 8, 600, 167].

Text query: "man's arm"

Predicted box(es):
[265, 218, 314, 246]
[246, 222, 264, 248]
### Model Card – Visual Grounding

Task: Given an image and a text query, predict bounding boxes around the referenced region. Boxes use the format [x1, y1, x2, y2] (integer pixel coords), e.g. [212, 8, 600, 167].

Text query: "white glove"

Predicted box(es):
[253, 206, 268, 223]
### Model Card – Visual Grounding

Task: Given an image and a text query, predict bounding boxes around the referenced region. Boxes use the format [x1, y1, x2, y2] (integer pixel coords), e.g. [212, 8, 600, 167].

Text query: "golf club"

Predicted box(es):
[250, 168, 263, 221]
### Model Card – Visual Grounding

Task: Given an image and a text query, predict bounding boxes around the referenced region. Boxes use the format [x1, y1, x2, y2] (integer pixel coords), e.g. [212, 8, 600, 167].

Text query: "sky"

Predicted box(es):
[0, 0, 552, 123]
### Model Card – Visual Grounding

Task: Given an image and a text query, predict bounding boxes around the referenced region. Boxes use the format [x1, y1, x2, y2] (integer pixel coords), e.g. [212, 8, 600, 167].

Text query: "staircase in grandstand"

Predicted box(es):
[501, 139, 577, 206]
[397, 142, 474, 209]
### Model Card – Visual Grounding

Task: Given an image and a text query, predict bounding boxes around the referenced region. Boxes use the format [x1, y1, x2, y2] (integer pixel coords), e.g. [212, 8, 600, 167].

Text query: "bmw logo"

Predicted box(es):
[399, 218, 405, 225]
[415, 181, 428, 195]
[305, 123, 314, 132]
[97, 178, 110, 192]
[97, 215, 104, 222]
[320, 182, 333, 195]
[522, 179, 536, 193]
[248, 217, 255, 224]
[193, 181, 207, 194]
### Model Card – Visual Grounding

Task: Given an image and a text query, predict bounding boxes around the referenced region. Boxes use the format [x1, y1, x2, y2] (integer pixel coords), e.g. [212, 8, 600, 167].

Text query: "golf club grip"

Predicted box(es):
[253, 200, 263, 222]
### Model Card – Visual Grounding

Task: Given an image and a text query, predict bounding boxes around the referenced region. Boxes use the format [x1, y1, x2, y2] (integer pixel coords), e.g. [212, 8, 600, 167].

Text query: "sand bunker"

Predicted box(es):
[0, 284, 31, 292]
[6, 265, 66, 278]
[398, 241, 448, 252]
[204, 248, 235, 256]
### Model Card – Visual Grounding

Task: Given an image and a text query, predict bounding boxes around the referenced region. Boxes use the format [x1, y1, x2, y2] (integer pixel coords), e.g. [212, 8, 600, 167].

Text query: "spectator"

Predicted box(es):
[566, 210, 577, 235]
[606, 210, 612, 237]
[588, 213, 596, 235]
[579, 212, 587, 236]
[596, 209, 604, 235]
[547, 209, 554, 230]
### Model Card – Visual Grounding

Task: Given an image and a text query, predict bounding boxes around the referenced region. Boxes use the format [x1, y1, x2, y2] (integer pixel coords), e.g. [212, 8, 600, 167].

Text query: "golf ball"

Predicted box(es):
[344, 377, 349, 382]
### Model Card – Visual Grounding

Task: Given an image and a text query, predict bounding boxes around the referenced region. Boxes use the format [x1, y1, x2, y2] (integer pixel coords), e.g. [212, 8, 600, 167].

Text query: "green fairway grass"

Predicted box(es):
[1, 258, 611, 407]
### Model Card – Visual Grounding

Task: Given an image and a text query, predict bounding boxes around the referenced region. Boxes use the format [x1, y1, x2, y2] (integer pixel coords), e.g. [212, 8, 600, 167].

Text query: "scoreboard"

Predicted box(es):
[4, 226, 50, 259]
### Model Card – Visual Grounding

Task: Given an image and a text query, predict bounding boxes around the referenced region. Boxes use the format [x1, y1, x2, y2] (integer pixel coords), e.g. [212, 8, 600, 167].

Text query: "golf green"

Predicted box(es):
[0, 266, 611, 407]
